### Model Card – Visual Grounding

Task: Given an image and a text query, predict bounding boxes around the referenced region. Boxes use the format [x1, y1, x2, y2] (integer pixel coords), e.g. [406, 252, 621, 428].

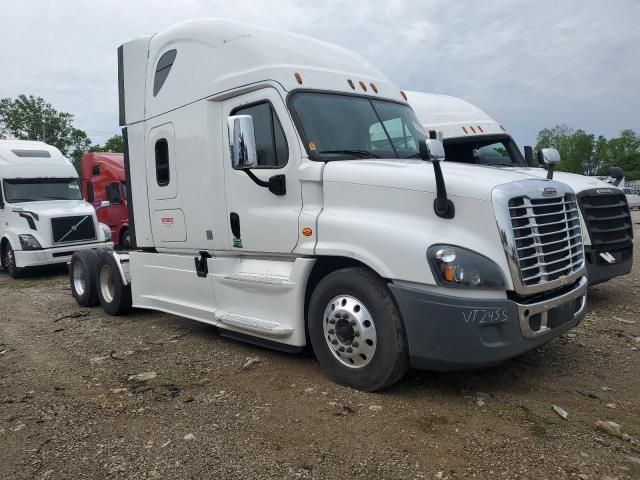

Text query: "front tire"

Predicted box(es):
[120, 229, 132, 250]
[308, 267, 409, 391]
[3, 243, 23, 279]
[69, 250, 100, 306]
[96, 251, 132, 316]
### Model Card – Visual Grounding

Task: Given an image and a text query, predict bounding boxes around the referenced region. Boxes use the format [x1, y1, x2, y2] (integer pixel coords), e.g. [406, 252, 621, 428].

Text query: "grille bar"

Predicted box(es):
[508, 193, 584, 288]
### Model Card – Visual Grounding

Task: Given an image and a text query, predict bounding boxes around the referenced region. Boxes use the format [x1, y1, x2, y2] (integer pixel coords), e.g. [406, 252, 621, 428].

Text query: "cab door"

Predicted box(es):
[221, 88, 302, 253]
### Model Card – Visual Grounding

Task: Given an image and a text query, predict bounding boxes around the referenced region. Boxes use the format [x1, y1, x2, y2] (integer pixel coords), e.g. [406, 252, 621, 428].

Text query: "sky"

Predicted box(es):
[1, 0, 639, 148]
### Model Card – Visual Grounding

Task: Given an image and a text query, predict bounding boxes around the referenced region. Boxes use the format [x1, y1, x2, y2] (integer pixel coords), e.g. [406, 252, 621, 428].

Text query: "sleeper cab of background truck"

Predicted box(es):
[103, 19, 590, 390]
[404, 90, 634, 287]
[0, 140, 113, 278]
[81, 152, 129, 246]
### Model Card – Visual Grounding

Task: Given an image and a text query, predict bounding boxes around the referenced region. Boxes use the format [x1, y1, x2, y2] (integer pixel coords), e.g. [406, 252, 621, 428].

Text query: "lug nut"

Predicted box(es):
[328, 329, 335, 334]
[352, 341, 359, 348]
[338, 346, 345, 352]
[346, 347, 353, 353]
[332, 339, 338, 345]
[350, 320, 356, 327]
[354, 331, 360, 337]
[329, 319, 336, 324]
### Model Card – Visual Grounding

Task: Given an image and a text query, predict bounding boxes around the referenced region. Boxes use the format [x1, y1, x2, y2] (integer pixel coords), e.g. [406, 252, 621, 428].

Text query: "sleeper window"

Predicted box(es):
[232, 102, 288, 167]
[155, 139, 170, 186]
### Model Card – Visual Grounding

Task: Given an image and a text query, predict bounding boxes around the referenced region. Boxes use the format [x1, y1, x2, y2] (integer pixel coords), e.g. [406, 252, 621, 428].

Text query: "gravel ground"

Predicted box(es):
[1, 212, 639, 480]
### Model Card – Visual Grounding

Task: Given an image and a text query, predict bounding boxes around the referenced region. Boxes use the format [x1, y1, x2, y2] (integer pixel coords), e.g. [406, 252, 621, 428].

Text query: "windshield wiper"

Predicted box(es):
[7, 198, 34, 203]
[318, 149, 380, 158]
[403, 152, 422, 159]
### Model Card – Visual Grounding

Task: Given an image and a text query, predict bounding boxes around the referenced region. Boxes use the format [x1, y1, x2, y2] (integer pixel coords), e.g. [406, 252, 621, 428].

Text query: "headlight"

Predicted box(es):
[99, 223, 112, 242]
[18, 234, 43, 250]
[427, 244, 506, 289]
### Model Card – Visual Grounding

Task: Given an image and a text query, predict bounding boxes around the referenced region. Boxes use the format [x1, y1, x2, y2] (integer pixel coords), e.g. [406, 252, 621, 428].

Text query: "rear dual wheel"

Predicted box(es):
[69, 249, 131, 315]
[96, 251, 132, 316]
[308, 267, 409, 391]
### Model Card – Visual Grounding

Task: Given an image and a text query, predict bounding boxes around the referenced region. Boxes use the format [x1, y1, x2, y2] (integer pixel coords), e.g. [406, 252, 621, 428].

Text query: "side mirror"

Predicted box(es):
[524, 145, 534, 166]
[419, 138, 446, 162]
[538, 148, 560, 180]
[96, 200, 110, 211]
[608, 167, 624, 179]
[227, 115, 258, 170]
[540, 148, 561, 165]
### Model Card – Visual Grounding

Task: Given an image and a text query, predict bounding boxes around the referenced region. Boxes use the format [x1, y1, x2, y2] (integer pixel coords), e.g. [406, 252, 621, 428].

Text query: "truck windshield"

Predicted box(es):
[290, 92, 425, 160]
[3, 178, 83, 203]
[443, 134, 526, 167]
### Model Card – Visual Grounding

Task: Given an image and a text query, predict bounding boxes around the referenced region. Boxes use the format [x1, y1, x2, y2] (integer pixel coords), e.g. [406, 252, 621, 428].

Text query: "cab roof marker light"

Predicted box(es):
[500, 125, 506, 132]
[462, 126, 468, 134]
[477, 125, 484, 132]
[469, 125, 476, 133]
[400, 90, 408, 101]
[347, 79, 355, 90]
[370, 83, 378, 93]
[359, 80, 367, 92]
[294, 72, 303, 84]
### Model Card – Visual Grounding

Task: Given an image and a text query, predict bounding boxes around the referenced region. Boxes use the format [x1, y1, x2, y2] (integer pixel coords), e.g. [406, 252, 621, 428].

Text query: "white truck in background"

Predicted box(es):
[70, 19, 588, 391]
[0, 140, 113, 278]
[406, 91, 634, 286]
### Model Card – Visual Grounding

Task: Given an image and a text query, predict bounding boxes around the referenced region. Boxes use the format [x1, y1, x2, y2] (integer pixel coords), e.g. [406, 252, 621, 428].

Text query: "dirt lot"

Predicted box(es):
[1, 214, 639, 480]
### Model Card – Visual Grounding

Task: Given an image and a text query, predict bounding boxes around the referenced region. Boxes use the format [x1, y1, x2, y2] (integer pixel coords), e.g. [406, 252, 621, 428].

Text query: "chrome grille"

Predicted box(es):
[508, 194, 584, 287]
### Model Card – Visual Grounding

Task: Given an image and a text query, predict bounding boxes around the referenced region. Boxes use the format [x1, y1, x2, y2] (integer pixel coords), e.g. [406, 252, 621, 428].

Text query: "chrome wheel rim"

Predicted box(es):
[99, 264, 115, 303]
[6, 248, 15, 272]
[72, 262, 85, 296]
[323, 295, 377, 368]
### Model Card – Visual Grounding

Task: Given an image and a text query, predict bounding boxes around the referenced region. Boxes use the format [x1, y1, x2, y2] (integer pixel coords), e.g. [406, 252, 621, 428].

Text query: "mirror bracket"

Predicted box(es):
[419, 139, 455, 219]
[244, 170, 286, 196]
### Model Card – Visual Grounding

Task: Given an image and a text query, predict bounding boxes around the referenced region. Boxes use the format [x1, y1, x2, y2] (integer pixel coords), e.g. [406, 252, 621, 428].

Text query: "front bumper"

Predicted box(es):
[388, 276, 587, 371]
[14, 241, 113, 268]
[584, 245, 633, 286]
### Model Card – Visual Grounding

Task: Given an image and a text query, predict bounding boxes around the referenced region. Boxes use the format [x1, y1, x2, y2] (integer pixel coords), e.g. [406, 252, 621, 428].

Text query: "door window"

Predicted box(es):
[106, 182, 122, 204]
[86, 182, 94, 202]
[231, 102, 288, 168]
[155, 139, 170, 186]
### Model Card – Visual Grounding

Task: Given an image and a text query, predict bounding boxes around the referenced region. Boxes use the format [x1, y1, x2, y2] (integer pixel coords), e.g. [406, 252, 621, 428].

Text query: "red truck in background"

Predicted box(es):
[81, 152, 131, 247]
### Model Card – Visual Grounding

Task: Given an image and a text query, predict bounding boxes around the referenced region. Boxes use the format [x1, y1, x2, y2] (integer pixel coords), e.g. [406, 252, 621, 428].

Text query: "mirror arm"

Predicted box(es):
[244, 169, 269, 188]
[432, 160, 455, 219]
[243, 170, 286, 196]
[546, 163, 555, 180]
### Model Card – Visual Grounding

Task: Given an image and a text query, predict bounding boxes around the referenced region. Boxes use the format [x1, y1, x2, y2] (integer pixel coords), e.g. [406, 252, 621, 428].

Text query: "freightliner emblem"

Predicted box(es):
[541, 186, 557, 196]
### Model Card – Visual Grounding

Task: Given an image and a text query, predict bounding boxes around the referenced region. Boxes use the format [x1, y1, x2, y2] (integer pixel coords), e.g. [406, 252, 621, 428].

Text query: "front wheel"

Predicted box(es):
[96, 251, 132, 316]
[308, 267, 409, 391]
[3, 243, 23, 279]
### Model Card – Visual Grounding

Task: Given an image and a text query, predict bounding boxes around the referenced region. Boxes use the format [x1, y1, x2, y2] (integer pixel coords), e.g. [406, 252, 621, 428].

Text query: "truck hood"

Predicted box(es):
[506, 167, 620, 193]
[323, 159, 552, 201]
[9, 200, 96, 219]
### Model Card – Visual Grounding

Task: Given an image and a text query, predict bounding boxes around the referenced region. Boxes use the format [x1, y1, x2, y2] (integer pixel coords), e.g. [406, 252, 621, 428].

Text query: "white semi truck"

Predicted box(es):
[406, 91, 634, 286]
[0, 140, 113, 278]
[70, 19, 588, 390]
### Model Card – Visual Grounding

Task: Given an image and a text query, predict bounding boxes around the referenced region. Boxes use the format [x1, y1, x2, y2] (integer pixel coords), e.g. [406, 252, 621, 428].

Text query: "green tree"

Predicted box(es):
[535, 126, 640, 179]
[92, 134, 123, 153]
[0, 94, 91, 172]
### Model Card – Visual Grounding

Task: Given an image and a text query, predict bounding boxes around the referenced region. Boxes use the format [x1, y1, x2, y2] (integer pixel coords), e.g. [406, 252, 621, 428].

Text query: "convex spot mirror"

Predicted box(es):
[227, 115, 258, 170]
[540, 147, 561, 165]
[420, 138, 446, 162]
